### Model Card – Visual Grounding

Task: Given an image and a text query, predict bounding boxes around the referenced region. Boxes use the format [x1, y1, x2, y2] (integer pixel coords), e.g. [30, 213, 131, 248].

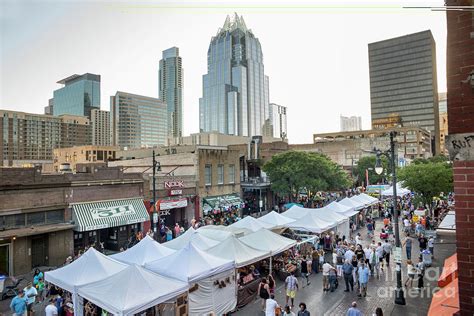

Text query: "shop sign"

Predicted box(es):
[160, 198, 188, 210]
[170, 189, 183, 196]
[91, 204, 136, 220]
[160, 210, 171, 216]
[164, 180, 184, 189]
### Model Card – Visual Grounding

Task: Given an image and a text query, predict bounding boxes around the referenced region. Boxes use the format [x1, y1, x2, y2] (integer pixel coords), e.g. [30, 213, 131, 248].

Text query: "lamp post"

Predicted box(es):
[152, 150, 161, 240]
[373, 131, 406, 305]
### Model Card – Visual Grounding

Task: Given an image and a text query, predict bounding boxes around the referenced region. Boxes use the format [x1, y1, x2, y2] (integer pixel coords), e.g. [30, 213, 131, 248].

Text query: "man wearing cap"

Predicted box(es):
[23, 282, 37, 316]
[10, 289, 27, 316]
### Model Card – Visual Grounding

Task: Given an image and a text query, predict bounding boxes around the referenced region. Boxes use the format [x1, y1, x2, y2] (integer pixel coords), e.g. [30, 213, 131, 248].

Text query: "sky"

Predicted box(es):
[0, 0, 447, 144]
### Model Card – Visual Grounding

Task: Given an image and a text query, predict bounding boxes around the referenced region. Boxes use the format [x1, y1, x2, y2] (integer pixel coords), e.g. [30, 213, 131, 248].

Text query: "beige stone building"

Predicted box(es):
[166, 131, 282, 147]
[438, 92, 448, 155]
[53, 145, 119, 172]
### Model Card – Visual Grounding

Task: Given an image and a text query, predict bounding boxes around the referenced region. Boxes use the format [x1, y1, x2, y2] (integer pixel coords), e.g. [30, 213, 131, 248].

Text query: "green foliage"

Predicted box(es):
[398, 161, 453, 208]
[412, 155, 449, 165]
[353, 156, 391, 185]
[262, 151, 350, 201]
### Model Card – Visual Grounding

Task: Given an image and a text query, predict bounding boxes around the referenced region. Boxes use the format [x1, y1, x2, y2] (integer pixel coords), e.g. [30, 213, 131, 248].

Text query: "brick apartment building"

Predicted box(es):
[0, 166, 146, 275]
[446, 1, 474, 314]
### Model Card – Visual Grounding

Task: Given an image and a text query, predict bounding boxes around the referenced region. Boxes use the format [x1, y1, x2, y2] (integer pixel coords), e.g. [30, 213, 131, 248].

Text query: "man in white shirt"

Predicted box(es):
[322, 262, 335, 292]
[23, 283, 37, 316]
[45, 299, 58, 316]
[403, 218, 411, 234]
[344, 248, 355, 262]
[265, 294, 279, 316]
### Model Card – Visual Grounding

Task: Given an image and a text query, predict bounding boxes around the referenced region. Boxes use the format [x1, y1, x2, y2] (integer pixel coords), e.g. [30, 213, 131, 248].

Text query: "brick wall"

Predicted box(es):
[446, 0, 474, 314]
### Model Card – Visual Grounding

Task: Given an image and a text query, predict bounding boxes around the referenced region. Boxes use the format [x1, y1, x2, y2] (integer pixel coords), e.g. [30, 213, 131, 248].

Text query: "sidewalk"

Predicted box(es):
[234, 217, 456, 316]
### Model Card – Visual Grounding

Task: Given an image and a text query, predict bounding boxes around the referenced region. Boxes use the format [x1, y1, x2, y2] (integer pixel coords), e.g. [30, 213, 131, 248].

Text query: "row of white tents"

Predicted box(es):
[44, 193, 379, 316]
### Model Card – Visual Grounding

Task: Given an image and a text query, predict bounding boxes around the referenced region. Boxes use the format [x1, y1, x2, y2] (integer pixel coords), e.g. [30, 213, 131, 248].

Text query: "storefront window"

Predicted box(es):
[218, 164, 224, 184]
[26, 212, 46, 225]
[205, 164, 212, 186]
[229, 165, 235, 183]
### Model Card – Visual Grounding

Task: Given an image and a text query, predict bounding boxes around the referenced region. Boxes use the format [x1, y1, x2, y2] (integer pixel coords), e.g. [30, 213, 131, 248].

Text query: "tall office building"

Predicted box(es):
[111, 91, 167, 149]
[159, 47, 183, 138]
[53, 73, 101, 118]
[44, 98, 54, 115]
[91, 109, 111, 146]
[268, 103, 288, 139]
[369, 30, 439, 154]
[340, 115, 362, 132]
[199, 13, 270, 137]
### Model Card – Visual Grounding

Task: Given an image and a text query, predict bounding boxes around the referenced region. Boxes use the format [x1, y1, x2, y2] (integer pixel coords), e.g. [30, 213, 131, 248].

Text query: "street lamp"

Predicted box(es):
[372, 131, 406, 306]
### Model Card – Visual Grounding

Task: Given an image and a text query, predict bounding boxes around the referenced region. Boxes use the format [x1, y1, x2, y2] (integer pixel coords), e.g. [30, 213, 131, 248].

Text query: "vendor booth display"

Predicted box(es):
[163, 227, 219, 250]
[229, 215, 273, 232]
[77, 265, 189, 316]
[110, 235, 175, 266]
[257, 211, 296, 229]
[145, 243, 236, 315]
[45, 248, 128, 316]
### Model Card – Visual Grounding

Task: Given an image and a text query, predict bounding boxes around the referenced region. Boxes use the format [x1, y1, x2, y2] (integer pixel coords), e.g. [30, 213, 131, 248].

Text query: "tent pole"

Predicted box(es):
[269, 256, 272, 275]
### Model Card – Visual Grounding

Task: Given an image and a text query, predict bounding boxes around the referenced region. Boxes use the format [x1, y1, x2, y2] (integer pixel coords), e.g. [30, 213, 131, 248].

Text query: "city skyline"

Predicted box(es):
[1, 0, 447, 143]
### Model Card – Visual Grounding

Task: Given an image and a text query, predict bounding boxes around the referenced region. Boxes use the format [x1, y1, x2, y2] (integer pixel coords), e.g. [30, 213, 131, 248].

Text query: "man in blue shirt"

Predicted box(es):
[10, 289, 27, 316]
[346, 301, 362, 316]
[357, 262, 370, 297]
[342, 259, 354, 292]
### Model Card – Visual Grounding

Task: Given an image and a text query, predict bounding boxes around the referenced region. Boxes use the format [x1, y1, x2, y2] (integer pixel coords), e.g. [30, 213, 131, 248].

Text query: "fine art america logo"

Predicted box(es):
[91, 204, 136, 220]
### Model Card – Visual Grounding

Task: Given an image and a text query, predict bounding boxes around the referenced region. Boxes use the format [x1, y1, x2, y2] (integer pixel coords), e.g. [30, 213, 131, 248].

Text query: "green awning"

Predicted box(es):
[203, 194, 243, 209]
[72, 198, 149, 232]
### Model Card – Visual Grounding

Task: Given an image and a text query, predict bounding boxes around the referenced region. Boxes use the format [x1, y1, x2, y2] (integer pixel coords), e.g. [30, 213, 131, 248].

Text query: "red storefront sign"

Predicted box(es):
[164, 180, 184, 189]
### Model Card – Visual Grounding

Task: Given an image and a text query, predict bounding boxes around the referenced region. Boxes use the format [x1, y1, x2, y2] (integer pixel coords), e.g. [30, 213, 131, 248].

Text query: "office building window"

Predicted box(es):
[217, 164, 224, 184]
[205, 164, 212, 186]
[228, 165, 235, 183]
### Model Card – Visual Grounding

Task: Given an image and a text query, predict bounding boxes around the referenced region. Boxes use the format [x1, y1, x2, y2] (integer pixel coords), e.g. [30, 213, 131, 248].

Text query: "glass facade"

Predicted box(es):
[53, 73, 101, 118]
[199, 14, 270, 137]
[159, 47, 183, 137]
[111, 92, 167, 148]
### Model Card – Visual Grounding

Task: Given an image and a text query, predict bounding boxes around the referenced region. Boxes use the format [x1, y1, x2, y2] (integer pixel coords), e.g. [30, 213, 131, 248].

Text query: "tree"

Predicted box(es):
[397, 161, 453, 209]
[262, 151, 350, 201]
[353, 156, 391, 186]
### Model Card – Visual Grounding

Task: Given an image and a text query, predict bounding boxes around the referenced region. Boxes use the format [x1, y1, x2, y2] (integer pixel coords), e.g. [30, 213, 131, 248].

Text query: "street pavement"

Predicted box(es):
[234, 218, 456, 316]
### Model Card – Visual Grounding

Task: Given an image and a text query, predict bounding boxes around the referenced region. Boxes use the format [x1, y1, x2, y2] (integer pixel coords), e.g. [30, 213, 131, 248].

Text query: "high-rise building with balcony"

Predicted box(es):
[159, 47, 183, 138]
[199, 14, 270, 137]
[340, 115, 362, 132]
[368, 30, 439, 154]
[268, 103, 288, 139]
[111, 91, 167, 149]
[90, 109, 111, 146]
[53, 73, 101, 118]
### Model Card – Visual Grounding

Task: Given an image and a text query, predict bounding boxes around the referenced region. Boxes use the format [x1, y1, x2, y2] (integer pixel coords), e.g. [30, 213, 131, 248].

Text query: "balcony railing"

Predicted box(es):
[241, 176, 271, 184]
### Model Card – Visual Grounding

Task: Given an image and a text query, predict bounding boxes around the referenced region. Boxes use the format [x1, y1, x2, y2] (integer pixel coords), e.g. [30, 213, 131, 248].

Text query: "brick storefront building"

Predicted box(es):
[446, 1, 474, 314]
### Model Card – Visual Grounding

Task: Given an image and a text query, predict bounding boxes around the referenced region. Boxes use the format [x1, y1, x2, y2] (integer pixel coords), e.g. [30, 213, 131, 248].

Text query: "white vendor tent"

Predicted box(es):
[327, 201, 359, 217]
[285, 212, 334, 233]
[229, 215, 273, 232]
[282, 205, 310, 219]
[339, 197, 365, 211]
[77, 265, 188, 316]
[145, 243, 236, 315]
[163, 227, 219, 250]
[110, 235, 175, 266]
[315, 206, 350, 238]
[257, 211, 295, 229]
[207, 235, 271, 267]
[45, 248, 128, 316]
[382, 183, 411, 197]
[437, 210, 456, 234]
[359, 193, 379, 205]
[196, 226, 233, 241]
[350, 195, 371, 208]
[239, 229, 296, 255]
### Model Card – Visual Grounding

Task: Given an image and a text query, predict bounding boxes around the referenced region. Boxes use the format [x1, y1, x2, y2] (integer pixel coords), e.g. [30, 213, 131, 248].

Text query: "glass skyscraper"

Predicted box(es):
[53, 73, 101, 118]
[159, 47, 183, 138]
[199, 14, 270, 137]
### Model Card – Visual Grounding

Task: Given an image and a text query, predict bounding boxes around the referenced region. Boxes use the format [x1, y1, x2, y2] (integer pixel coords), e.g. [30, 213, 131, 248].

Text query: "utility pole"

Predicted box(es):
[152, 150, 160, 240]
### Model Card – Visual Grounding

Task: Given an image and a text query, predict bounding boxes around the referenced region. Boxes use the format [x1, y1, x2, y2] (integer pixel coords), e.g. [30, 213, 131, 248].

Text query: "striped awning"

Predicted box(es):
[72, 198, 149, 232]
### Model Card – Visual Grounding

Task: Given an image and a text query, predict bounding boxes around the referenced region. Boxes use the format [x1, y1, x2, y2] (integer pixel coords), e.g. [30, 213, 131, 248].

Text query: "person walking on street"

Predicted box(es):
[10, 289, 27, 316]
[375, 242, 385, 274]
[322, 261, 334, 292]
[402, 234, 413, 260]
[311, 247, 319, 273]
[382, 239, 392, 267]
[258, 278, 270, 311]
[416, 258, 425, 290]
[283, 305, 295, 316]
[428, 236, 435, 259]
[285, 272, 299, 308]
[404, 260, 417, 288]
[23, 282, 37, 316]
[297, 302, 310, 316]
[45, 299, 58, 316]
[357, 262, 370, 297]
[328, 264, 338, 292]
[342, 259, 354, 292]
[369, 247, 378, 277]
[265, 294, 280, 316]
[300, 256, 311, 287]
[346, 301, 362, 316]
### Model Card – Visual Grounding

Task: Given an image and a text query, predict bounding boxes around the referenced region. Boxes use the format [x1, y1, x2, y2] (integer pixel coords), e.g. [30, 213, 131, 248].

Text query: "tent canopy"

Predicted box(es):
[257, 211, 295, 229]
[229, 215, 273, 232]
[285, 212, 334, 233]
[327, 201, 359, 217]
[239, 229, 296, 255]
[282, 205, 310, 219]
[196, 226, 234, 241]
[45, 248, 128, 293]
[313, 206, 348, 224]
[163, 227, 219, 250]
[350, 195, 371, 207]
[110, 236, 175, 266]
[207, 235, 271, 268]
[437, 211, 456, 232]
[145, 243, 235, 282]
[359, 193, 379, 205]
[339, 197, 365, 211]
[382, 183, 411, 197]
[77, 265, 188, 316]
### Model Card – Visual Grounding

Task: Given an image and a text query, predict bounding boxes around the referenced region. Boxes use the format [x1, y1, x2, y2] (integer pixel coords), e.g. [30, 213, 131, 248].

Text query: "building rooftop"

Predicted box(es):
[57, 73, 101, 85]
